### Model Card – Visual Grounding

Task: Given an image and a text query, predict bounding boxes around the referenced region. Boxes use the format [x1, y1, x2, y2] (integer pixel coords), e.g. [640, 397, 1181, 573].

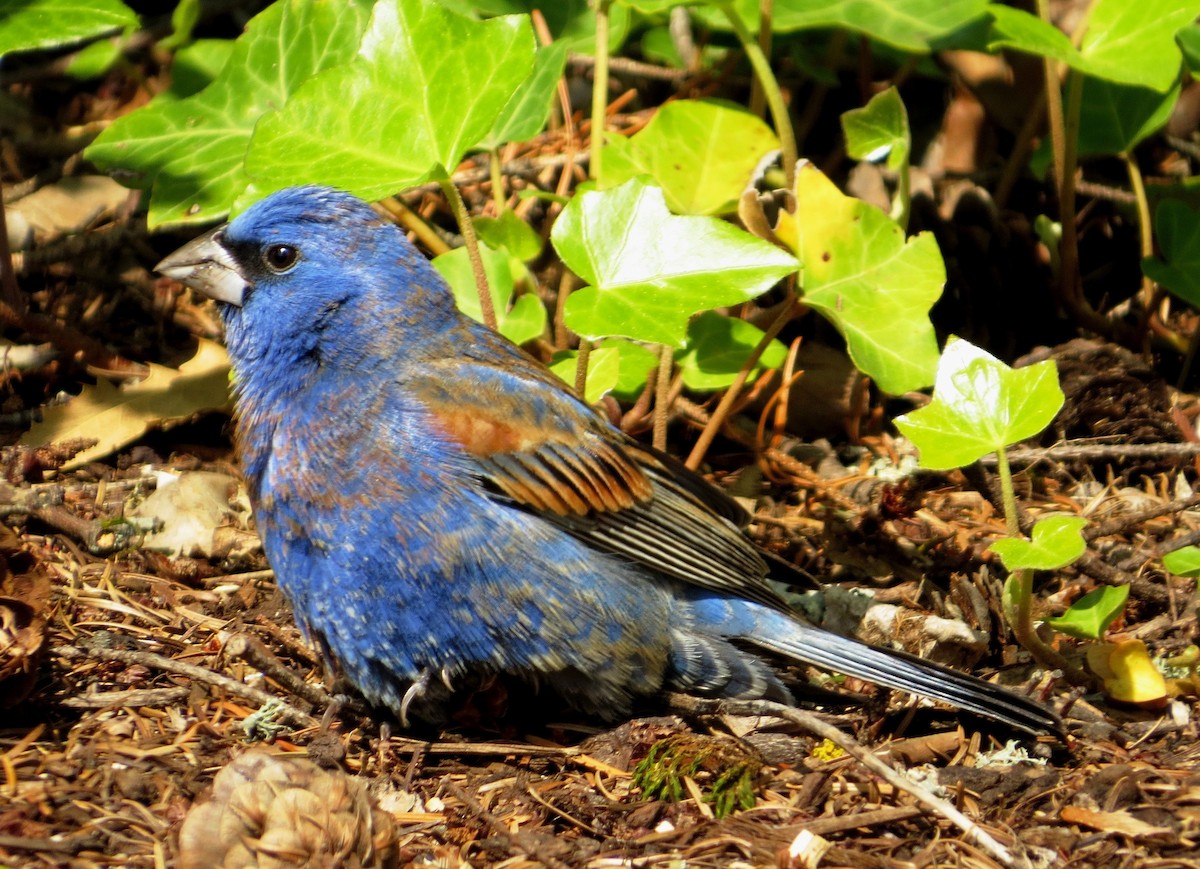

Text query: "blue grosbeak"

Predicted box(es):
[157, 186, 1059, 735]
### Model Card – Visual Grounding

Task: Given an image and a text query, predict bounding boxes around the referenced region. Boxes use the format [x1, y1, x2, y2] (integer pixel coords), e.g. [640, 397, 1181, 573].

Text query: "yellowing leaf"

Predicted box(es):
[21, 339, 232, 469]
[789, 163, 941, 394]
[1086, 639, 1169, 707]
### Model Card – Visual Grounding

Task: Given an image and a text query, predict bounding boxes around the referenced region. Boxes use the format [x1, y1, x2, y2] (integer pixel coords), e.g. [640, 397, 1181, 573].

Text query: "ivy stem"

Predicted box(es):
[489, 149, 507, 215]
[996, 447, 1088, 681]
[439, 174, 495, 332]
[748, 0, 774, 118]
[892, 145, 911, 233]
[653, 343, 673, 451]
[717, 1, 797, 192]
[590, 0, 612, 182]
[574, 339, 592, 399]
[1057, 68, 1084, 314]
[1123, 150, 1155, 312]
[995, 447, 1020, 538]
[685, 299, 800, 470]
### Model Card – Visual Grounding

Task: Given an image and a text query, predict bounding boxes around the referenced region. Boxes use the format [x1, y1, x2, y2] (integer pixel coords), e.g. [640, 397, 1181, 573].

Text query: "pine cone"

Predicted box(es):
[178, 750, 398, 869]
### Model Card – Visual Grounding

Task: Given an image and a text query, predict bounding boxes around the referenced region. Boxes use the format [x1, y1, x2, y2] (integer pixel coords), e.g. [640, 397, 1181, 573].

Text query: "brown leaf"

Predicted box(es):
[20, 339, 231, 470]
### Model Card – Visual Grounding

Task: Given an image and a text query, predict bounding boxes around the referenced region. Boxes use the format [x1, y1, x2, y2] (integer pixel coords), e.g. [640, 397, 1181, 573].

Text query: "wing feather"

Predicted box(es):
[408, 356, 790, 609]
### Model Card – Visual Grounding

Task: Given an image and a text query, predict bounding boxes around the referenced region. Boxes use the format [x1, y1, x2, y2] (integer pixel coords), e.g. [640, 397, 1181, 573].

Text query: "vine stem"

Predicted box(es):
[748, 0, 773, 118]
[589, 0, 611, 183]
[1123, 150, 1154, 311]
[653, 343, 672, 451]
[489, 149, 507, 215]
[717, 1, 797, 191]
[685, 299, 799, 470]
[439, 174, 495, 331]
[574, 339, 592, 399]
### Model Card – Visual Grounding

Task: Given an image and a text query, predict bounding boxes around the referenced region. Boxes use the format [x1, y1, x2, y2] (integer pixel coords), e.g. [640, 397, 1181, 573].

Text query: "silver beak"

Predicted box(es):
[156, 225, 249, 307]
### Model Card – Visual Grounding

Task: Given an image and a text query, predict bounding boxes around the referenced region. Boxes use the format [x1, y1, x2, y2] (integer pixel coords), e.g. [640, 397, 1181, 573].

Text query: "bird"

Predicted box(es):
[156, 185, 1061, 736]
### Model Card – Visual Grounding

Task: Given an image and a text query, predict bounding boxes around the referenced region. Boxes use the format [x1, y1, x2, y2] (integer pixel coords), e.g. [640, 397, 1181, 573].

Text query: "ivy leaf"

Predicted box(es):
[842, 86, 910, 170]
[157, 39, 235, 101]
[432, 243, 545, 345]
[244, 0, 534, 204]
[550, 340, 659, 400]
[475, 211, 543, 261]
[1076, 77, 1180, 156]
[988, 0, 1200, 92]
[1143, 201, 1200, 308]
[552, 177, 798, 346]
[694, 0, 990, 53]
[480, 40, 567, 150]
[85, 0, 372, 228]
[779, 162, 940, 394]
[599, 99, 780, 215]
[894, 337, 1064, 469]
[1162, 545, 1200, 576]
[0, 0, 137, 56]
[1047, 585, 1129, 640]
[675, 311, 788, 391]
[65, 33, 129, 79]
[441, 0, 629, 53]
[988, 515, 1087, 571]
[547, 346, 621, 404]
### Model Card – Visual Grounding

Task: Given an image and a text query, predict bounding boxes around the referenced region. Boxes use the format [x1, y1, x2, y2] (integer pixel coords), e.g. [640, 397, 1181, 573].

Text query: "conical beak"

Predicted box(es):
[156, 226, 248, 307]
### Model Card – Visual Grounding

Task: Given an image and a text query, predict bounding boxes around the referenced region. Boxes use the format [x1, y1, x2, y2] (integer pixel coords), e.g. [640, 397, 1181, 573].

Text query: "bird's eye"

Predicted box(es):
[262, 244, 299, 272]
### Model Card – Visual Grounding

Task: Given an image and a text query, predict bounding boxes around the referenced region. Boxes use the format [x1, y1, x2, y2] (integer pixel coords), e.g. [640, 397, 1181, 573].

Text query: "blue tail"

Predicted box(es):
[676, 592, 1061, 735]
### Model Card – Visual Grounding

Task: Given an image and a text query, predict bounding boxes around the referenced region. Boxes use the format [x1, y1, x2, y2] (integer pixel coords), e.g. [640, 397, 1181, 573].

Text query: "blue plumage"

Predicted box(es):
[157, 186, 1059, 735]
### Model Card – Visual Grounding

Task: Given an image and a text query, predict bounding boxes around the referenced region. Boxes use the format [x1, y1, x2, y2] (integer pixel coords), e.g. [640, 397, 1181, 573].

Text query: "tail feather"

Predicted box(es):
[683, 593, 1062, 736]
[753, 615, 1062, 736]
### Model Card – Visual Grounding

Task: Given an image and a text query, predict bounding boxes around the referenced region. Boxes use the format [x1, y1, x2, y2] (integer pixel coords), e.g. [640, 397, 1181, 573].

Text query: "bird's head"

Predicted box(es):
[157, 186, 459, 373]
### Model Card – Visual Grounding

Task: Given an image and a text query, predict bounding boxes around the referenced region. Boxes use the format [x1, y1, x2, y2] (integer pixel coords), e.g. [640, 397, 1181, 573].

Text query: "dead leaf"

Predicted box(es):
[21, 339, 231, 469]
[7, 175, 131, 251]
[131, 471, 249, 559]
[1060, 805, 1176, 839]
[1086, 638, 1170, 708]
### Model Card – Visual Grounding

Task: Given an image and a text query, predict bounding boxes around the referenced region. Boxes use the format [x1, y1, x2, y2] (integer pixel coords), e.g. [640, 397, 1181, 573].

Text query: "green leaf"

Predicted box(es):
[0, 0, 137, 57]
[1143, 201, 1200, 308]
[599, 99, 780, 215]
[601, 339, 660, 399]
[781, 163, 940, 394]
[160, 39, 235, 101]
[842, 86, 910, 171]
[1179, 23, 1200, 78]
[432, 243, 546, 345]
[1047, 585, 1129, 640]
[442, 0, 628, 53]
[893, 337, 1064, 469]
[988, 515, 1088, 571]
[85, 0, 372, 228]
[244, 0, 535, 204]
[475, 211, 543, 261]
[481, 40, 567, 150]
[675, 311, 788, 391]
[695, 0, 989, 53]
[552, 177, 799, 346]
[988, 0, 1200, 92]
[1076, 77, 1180, 156]
[1163, 545, 1200, 576]
[65, 33, 124, 79]
[548, 346, 621, 404]
[160, 0, 200, 50]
